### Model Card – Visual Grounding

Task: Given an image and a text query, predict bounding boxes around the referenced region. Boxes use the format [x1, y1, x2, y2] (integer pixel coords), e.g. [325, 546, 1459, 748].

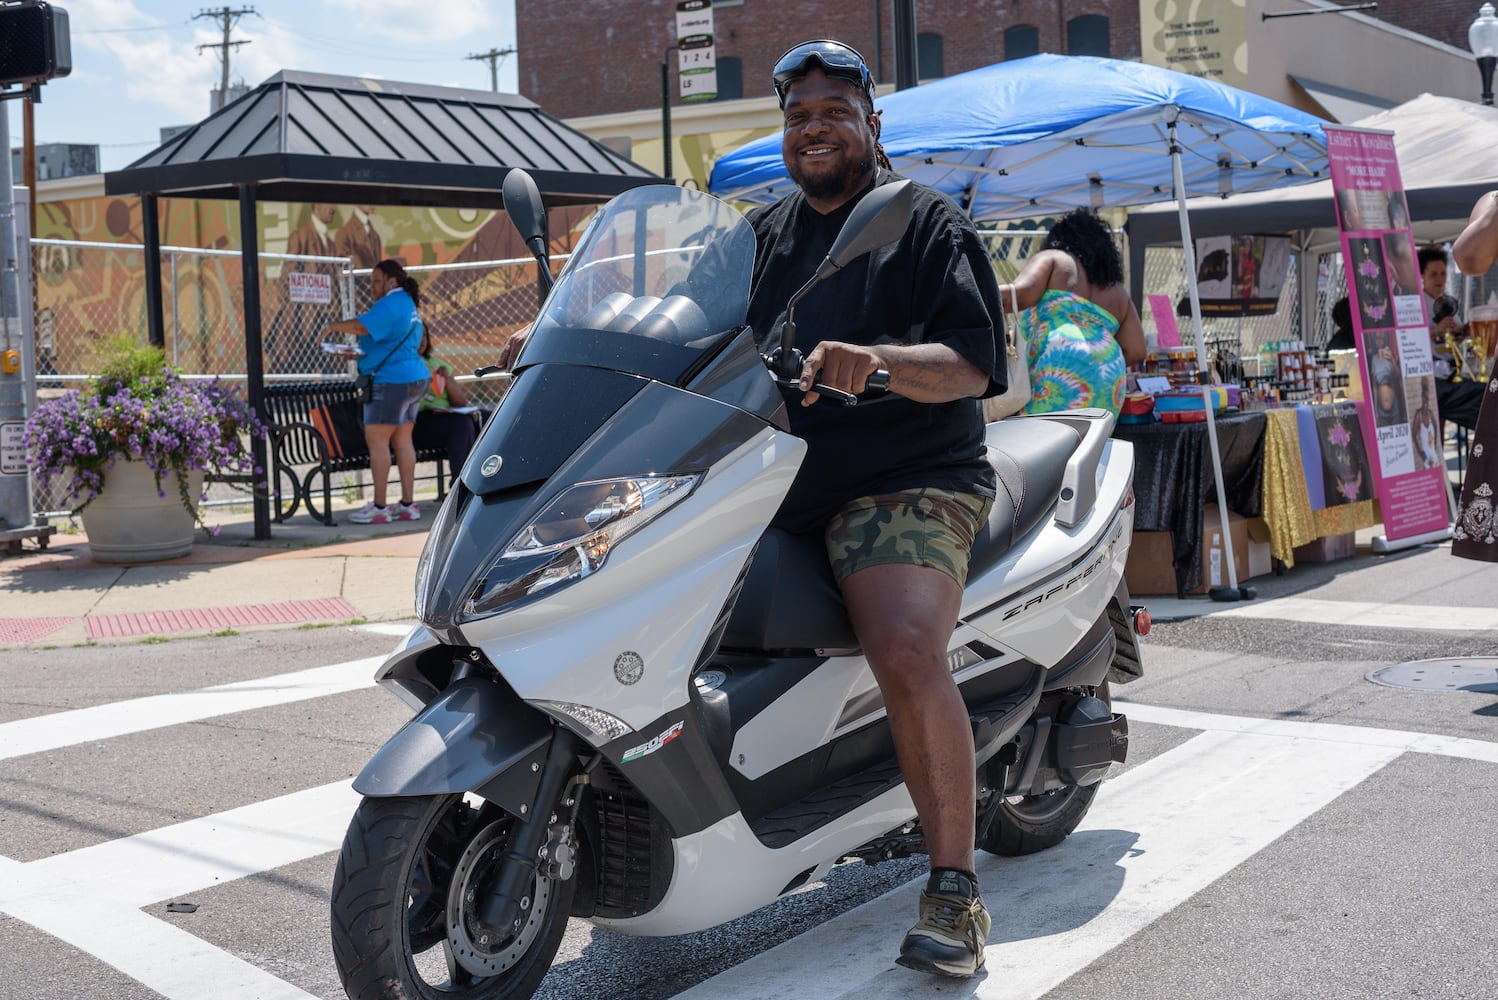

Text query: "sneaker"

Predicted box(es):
[396, 501, 421, 521]
[896, 870, 991, 978]
[348, 502, 392, 525]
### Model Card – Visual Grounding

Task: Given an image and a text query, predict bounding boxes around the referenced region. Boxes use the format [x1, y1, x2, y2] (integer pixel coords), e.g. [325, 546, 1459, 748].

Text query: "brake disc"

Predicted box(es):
[445, 817, 553, 978]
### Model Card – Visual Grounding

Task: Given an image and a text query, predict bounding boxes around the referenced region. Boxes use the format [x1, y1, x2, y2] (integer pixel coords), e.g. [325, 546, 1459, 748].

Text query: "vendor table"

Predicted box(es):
[1114, 410, 1266, 595]
[1113, 403, 1380, 595]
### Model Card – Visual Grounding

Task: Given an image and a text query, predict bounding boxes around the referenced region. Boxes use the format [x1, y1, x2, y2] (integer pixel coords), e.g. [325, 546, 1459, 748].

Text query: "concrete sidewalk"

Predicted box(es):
[0, 500, 428, 649]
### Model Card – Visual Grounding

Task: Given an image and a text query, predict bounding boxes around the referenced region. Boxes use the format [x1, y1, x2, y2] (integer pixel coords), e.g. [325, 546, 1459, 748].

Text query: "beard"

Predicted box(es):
[789, 147, 877, 202]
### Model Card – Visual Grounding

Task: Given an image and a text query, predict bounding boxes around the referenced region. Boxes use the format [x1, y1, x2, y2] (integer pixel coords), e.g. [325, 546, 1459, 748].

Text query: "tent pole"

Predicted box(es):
[1170, 122, 1250, 601]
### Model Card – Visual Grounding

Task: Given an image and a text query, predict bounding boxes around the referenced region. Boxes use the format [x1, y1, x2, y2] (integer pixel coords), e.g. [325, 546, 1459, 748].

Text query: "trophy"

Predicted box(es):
[1444, 330, 1467, 382]
[1467, 303, 1498, 383]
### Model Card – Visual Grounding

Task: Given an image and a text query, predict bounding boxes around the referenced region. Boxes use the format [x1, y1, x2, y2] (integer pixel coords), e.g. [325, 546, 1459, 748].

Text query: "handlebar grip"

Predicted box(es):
[865, 370, 891, 394]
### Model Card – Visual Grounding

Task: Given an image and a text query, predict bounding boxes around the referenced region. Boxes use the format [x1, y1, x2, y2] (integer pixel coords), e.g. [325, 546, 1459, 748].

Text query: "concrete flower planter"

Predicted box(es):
[79, 461, 203, 564]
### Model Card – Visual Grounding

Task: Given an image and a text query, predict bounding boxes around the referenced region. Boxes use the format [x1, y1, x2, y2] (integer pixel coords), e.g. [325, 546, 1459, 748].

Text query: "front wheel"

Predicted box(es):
[977, 681, 1111, 857]
[331, 794, 574, 1000]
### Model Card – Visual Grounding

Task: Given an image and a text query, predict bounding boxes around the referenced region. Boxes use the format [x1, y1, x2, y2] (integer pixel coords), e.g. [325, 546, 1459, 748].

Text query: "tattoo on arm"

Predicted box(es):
[879, 343, 988, 402]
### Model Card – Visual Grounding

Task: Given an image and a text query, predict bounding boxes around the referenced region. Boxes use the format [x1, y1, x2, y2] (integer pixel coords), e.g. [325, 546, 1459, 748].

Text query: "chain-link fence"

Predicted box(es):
[33, 240, 354, 383]
[27, 239, 560, 516]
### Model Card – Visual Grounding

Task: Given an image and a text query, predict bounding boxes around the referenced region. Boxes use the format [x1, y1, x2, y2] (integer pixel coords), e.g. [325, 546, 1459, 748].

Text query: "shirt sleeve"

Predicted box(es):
[911, 199, 1008, 398]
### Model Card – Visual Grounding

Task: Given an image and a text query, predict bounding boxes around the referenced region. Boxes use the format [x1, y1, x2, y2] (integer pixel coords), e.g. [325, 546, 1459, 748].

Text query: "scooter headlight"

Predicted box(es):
[413, 526, 437, 621]
[462, 474, 700, 621]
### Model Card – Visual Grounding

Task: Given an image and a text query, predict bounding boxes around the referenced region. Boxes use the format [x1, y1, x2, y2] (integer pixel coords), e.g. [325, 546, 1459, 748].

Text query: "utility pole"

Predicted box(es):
[194, 6, 258, 111]
[466, 47, 515, 92]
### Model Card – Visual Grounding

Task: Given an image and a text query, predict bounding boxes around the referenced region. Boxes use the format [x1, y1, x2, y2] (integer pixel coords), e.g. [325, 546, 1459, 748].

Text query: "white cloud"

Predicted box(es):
[73, 14, 310, 125]
[323, 0, 495, 44]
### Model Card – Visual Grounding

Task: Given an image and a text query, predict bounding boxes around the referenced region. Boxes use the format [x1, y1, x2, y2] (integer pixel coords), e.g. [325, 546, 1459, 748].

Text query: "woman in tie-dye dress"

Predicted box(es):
[999, 208, 1146, 417]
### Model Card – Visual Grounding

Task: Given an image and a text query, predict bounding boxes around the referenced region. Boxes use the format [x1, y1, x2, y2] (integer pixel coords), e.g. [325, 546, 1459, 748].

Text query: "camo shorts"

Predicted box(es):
[825, 488, 993, 588]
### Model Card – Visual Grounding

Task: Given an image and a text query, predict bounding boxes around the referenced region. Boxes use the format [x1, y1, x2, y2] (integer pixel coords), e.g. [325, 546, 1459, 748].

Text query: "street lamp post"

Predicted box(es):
[1470, 3, 1498, 105]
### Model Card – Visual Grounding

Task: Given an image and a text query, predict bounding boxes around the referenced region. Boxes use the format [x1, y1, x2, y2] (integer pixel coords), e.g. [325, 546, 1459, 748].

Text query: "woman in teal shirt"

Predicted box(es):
[323, 259, 430, 524]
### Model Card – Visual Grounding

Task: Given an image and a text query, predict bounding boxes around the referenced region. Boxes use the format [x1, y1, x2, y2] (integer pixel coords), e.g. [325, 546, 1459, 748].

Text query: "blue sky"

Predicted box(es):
[15, 0, 519, 172]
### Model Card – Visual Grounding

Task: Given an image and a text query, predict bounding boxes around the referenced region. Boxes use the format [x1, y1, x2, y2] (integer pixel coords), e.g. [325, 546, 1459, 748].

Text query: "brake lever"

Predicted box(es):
[809, 382, 859, 406]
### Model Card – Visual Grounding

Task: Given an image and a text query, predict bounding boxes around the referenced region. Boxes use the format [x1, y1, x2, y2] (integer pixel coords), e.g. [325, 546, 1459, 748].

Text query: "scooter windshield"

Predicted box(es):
[520, 185, 756, 384]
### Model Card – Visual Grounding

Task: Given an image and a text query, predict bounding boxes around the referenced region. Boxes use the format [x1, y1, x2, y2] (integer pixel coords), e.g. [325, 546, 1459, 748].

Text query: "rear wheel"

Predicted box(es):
[977, 681, 1111, 857]
[331, 793, 574, 1000]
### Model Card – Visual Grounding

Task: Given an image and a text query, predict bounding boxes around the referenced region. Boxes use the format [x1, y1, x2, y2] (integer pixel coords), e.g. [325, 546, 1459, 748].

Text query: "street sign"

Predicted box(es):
[675, 0, 715, 102]
[679, 69, 718, 100]
[0, 420, 24, 476]
[675, 0, 712, 38]
[678, 41, 715, 72]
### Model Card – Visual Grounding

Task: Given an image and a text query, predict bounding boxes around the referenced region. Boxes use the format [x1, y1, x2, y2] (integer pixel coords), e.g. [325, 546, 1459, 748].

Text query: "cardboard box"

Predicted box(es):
[1125, 504, 1271, 596]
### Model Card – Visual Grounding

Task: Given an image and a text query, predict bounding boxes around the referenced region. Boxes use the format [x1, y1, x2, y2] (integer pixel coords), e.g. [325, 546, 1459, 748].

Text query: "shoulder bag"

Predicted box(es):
[354, 322, 418, 404]
[981, 284, 1031, 422]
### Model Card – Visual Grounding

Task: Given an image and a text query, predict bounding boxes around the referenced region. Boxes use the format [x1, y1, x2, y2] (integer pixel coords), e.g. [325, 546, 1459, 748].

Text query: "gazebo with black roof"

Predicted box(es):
[104, 70, 657, 539]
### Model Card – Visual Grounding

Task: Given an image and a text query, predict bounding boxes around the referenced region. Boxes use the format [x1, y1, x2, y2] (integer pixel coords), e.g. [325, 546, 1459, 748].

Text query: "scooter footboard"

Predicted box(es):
[353, 677, 553, 818]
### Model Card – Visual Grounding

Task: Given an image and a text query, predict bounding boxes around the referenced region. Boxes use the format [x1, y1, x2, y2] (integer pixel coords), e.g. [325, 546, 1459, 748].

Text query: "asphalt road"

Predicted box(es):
[0, 543, 1495, 1000]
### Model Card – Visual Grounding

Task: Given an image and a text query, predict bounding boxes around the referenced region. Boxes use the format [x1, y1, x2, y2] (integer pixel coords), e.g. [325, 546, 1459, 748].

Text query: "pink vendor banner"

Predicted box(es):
[1326, 126, 1449, 540]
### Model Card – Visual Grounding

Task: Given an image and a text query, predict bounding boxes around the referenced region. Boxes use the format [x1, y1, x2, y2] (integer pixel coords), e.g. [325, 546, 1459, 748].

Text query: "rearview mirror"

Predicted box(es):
[502, 168, 549, 258]
[825, 179, 915, 270]
[502, 168, 551, 304]
[774, 180, 916, 371]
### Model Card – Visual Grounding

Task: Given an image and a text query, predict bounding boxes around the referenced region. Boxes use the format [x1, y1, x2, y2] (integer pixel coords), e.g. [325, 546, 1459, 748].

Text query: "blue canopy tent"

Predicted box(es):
[709, 54, 1331, 599]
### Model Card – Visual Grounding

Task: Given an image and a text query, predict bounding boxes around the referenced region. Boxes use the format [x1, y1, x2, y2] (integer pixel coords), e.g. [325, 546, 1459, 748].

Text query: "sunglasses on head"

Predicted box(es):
[772, 40, 874, 107]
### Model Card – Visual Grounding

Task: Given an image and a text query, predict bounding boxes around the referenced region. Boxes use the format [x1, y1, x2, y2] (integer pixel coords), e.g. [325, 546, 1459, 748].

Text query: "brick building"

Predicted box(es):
[1367, 0, 1490, 52]
[519, 1, 1482, 188]
[515, 1, 1142, 121]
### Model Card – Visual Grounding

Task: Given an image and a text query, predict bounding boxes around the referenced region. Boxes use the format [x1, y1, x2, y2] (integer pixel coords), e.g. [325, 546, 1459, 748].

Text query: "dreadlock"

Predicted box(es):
[860, 96, 893, 170]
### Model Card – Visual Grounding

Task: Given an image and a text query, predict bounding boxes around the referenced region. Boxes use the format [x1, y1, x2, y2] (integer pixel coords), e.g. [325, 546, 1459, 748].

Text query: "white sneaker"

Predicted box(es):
[348, 502, 392, 525]
[396, 501, 421, 521]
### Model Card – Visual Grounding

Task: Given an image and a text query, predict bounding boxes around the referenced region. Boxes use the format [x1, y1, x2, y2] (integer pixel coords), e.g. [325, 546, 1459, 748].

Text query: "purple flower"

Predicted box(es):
[1358, 260, 1380, 279]
[1328, 422, 1352, 448]
[24, 350, 266, 531]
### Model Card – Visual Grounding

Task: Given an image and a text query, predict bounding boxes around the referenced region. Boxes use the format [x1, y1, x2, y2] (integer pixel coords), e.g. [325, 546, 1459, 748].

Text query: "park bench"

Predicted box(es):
[261, 379, 451, 525]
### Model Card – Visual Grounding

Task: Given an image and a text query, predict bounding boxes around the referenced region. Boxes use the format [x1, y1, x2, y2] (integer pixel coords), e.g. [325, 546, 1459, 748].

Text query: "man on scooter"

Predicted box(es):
[747, 39, 1007, 979]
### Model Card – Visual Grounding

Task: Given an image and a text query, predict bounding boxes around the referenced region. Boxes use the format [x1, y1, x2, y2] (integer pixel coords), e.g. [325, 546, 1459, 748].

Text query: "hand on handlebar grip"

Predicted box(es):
[799, 341, 885, 407]
[497, 324, 532, 370]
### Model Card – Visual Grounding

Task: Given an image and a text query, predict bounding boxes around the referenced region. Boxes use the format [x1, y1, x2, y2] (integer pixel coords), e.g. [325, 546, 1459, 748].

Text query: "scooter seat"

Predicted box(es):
[719, 417, 1085, 654]
[967, 416, 1082, 579]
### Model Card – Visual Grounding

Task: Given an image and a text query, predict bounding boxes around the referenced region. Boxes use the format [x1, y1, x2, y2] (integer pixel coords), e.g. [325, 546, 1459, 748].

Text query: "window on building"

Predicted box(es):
[1067, 14, 1110, 57]
[714, 57, 743, 100]
[917, 32, 944, 79]
[1005, 24, 1040, 60]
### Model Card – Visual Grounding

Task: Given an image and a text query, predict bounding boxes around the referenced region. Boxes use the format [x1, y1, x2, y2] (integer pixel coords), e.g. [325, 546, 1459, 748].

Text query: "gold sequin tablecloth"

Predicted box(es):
[1261, 406, 1380, 568]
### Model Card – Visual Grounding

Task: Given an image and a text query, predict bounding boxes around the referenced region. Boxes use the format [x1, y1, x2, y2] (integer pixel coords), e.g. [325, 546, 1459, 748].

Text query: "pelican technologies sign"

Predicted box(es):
[676, 0, 715, 102]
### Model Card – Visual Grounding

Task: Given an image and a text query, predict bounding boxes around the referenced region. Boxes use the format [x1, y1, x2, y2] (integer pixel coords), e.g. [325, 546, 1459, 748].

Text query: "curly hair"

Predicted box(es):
[1043, 208, 1124, 288]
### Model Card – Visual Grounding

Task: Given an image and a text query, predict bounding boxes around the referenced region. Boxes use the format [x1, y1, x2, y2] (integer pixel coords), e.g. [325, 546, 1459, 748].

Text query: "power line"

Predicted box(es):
[466, 46, 515, 92]
[194, 6, 259, 110]
[76, 21, 185, 35]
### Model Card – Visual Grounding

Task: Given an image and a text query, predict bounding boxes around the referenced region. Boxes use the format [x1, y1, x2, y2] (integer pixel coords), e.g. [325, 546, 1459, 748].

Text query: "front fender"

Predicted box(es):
[353, 676, 553, 816]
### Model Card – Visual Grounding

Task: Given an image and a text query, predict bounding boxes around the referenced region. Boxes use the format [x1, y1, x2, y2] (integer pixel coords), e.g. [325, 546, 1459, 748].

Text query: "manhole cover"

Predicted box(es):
[1367, 657, 1498, 693]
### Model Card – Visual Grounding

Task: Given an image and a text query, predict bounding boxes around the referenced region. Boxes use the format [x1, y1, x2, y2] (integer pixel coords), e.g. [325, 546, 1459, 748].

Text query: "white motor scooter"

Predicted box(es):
[330, 172, 1145, 1000]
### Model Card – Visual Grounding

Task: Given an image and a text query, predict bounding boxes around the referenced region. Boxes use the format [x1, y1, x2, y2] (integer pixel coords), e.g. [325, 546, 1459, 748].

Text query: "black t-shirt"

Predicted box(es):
[747, 171, 1006, 533]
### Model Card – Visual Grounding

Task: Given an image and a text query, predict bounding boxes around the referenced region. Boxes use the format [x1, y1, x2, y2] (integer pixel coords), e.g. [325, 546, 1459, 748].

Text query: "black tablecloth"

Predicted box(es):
[1113, 410, 1267, 595]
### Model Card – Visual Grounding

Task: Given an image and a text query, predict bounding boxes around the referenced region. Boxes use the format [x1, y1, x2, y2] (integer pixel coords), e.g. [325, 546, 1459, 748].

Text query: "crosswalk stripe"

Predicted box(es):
[0, 856, 321, 1000]
[678, 728, 1401, 999]
[0, 657, 383, 762]
[1118, 701, 1498, 764]
[1202, 595, 1498, 632]
[24, 781, 360, 905]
